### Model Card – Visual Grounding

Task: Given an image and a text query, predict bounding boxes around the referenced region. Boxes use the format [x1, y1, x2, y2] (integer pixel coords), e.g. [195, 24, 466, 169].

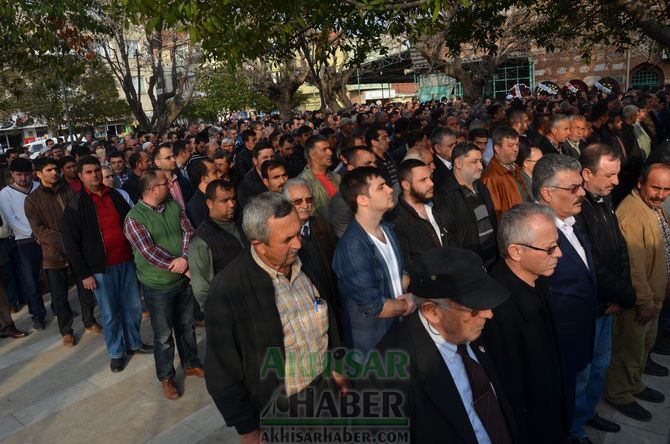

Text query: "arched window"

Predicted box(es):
[632, 65, 662, 91]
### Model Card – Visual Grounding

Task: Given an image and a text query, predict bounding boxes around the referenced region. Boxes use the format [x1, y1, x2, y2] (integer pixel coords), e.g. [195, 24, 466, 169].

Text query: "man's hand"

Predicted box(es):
[605, 303, 621, 314]
[331, 371, 350, 396]
[240, 429, 262, 444]
[636, 304, 657, 325]
[82, 276, 97, 290]
[169, 257, 189, 274]
[397, 293, 416, 316]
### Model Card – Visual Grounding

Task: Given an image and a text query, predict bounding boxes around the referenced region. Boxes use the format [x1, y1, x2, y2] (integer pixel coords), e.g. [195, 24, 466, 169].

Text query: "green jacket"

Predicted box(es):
[298, 168, 341, 220]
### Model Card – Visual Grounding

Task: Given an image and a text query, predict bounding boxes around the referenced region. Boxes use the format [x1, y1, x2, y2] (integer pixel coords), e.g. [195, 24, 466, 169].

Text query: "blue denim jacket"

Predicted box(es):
[331, 219, 405, 357]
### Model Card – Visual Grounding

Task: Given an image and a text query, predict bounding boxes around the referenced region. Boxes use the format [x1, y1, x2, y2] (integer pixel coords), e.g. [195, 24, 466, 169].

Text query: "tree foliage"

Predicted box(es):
[2, 63, 130, 135]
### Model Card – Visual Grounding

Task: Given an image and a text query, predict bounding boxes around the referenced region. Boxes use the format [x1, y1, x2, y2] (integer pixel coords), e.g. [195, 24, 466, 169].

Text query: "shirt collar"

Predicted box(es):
[418, 310, 458, 360]
[251, 246, 303, 282]
[138, 199, 166, 212]
[437, 155, 451, 170]
[84, 184, 110, 197]
[554, 215, 576, 229]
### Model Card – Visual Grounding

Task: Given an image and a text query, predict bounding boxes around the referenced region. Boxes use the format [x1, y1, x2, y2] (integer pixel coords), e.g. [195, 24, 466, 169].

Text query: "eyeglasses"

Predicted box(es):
[517, 243, 560, 255]
[292, 197, 314, 206]
[434, 301, 479, 317]
[550, 184, 583, 194]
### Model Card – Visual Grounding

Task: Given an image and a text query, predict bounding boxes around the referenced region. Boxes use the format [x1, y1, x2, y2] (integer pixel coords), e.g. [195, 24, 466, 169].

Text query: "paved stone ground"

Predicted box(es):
[0, 288, 669, 444]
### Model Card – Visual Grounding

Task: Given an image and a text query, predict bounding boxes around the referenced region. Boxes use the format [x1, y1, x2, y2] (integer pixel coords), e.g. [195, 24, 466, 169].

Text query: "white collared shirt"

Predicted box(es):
[554, 216, 589, 269]
[437, 155, 452, 170]
[418, 311, 492, 444]
[424, 203, 443, 246]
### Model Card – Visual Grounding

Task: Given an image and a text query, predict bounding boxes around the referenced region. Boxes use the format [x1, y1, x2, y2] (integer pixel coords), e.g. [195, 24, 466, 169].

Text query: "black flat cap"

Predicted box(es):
[409, 247, 510, 310]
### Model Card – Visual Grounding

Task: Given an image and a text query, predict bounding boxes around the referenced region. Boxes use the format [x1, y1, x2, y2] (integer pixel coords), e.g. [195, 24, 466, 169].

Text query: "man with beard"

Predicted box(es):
[482, 203, 568, 443]
[440, 143, 498, 268]
[605, 163, 670, 422]
[534, 154, 598, 442]
[388, 159, 448, 269]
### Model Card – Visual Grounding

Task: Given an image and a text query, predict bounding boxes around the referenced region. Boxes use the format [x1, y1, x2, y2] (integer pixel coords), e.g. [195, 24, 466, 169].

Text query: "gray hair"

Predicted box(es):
[220, 137, 235, 146]
[532, 153, 582, 201]
[281, 177, 311, 198]
[242, 192, 296, 243]
[547, 113, 570, 131]
[429, 127, 455, 148]
[622, 105, 639, 121]
[497, 203, 556, 258]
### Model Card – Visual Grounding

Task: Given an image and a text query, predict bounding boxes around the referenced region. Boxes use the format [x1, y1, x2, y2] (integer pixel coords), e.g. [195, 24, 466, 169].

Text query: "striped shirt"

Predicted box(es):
[251, 248, 329, 395]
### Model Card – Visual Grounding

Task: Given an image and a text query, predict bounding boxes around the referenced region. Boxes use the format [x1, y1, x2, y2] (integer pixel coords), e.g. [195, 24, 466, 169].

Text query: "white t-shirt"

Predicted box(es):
[368, 226, 404, 298]
[425, 204, 443, 246]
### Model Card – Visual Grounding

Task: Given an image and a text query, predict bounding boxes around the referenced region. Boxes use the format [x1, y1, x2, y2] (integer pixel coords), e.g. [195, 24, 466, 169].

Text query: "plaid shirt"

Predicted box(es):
[251, 247, 329, 396]
[124, 200, 194, 269]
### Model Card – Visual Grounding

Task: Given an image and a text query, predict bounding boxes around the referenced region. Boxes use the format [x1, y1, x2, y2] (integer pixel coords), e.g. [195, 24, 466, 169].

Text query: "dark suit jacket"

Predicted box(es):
[375, 312, 518, 444]
[432, 155, 458, 196]
[204, 249, 342, 435]
[548, 225, 597, 420]
[482, 261, 568, 443]
[237, 169, 267, 209]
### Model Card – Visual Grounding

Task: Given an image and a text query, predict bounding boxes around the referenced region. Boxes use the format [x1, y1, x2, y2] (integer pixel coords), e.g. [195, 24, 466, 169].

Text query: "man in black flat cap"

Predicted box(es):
[374, 247, 517, 444]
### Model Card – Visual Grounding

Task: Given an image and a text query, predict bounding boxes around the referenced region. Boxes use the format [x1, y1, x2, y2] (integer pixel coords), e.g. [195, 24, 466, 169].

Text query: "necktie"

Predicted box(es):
[301, 224, 311, 240]
[457, 344, 512, 444]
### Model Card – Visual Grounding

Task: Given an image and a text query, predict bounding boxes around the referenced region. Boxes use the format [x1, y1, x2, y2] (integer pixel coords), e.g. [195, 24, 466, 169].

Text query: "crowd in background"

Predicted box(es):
[1, 85, 670, 443]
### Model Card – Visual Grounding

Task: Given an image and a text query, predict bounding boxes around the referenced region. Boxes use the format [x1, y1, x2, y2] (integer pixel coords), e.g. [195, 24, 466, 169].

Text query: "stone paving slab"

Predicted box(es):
[0, 288, 669, 444]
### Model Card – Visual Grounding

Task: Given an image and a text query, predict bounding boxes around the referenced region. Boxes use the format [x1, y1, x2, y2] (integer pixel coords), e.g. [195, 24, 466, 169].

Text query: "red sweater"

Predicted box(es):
[85, 186, 133, 266]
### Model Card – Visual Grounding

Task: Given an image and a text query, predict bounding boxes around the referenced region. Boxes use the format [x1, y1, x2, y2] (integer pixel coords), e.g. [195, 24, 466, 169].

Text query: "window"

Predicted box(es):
[491, 59, 533, 100]
[632, 66, 661, 91]
[125, 40, 139, 56]
[132, 76, 144, 94]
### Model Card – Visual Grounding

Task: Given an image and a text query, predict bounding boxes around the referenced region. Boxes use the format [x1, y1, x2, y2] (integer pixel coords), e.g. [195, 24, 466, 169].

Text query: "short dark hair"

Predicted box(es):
[33, 157, 58, 172]
[451, 142, 481, 164]
[212, 150, 233, 162]
[304, 135, 329, 162]
[252, 142, 275, 159]
[491, 126, 519, 146]
[467, 127, 489, 141]
[296, 125, 313, 137]
[173, 140, 189, 157]
[108, 151, 124, 161]
[241, 129, 256, 143]
[342, 146, 374, 165]
[398, 158, 427, 186]
[9, 158, 33, 173]
[279, 134, 294, 146]
[76, 155, 101, 174]
[58, 155, 76, 169]
[364, 125, 388, 146]
[579, 143, 623, 172]
[190, 159, 213, 186]
[261, 159, 286, 179]
[205, 179, 235, 200]
[139, 169, 161, 194]
[515, 144, 532, 168]
[128, 151, 146, 169]
[340, 166, 382, 213]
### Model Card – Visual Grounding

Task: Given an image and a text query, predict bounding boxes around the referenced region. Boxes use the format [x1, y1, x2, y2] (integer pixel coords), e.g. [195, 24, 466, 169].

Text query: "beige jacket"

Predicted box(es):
[616, 190, 668, 310]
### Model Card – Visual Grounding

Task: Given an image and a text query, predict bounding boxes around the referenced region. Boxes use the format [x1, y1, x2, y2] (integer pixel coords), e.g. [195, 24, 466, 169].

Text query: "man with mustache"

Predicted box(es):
[534, 154, 598, 444]
[482, 203, 568, 443]
[604, 163, 670, 422]
[572, 144, 636, 437]
[388, 159, 448, 270]
[204, 192, 344, 443]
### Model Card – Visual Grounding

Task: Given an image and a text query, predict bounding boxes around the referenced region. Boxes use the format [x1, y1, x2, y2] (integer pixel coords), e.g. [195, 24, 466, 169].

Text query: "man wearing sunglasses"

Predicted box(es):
[482, 203, 569, 442]
[375, 247, 517, 444]
[534, 153, 598, 444]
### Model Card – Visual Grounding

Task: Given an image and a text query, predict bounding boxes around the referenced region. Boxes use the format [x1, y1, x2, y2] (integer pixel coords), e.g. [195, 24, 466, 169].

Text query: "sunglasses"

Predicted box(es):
[517, 243, 560, 255]
[292, 197, 314, 205]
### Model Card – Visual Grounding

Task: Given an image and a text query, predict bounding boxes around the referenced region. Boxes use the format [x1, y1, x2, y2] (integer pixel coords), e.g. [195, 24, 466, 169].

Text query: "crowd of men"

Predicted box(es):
[1, 85, 670, 444]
